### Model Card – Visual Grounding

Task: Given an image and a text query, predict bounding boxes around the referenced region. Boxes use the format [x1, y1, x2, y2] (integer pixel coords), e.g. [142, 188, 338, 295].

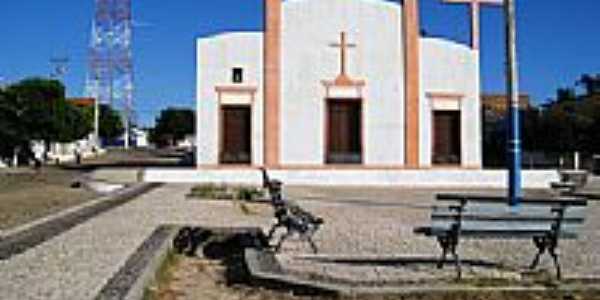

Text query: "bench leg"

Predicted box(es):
[306, 235, 319, 254]
[274, 231, 292, 253]
[450, 241, 462, 280]
[267, 222, 284, 241]
[549, 240, 562, 280]
[530, 236, 562, 280]
[436, 237, 450, 269]
[437, 236, 461, 279]
[530, 237, 547, 270]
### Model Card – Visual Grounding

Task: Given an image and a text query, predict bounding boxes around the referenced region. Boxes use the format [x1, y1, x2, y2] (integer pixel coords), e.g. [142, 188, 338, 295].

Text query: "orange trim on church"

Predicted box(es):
[263, 0, 282, 168]
[215, 85, 258, 94]
[426, 91, 465, 100]
[404, 0, 421, 168]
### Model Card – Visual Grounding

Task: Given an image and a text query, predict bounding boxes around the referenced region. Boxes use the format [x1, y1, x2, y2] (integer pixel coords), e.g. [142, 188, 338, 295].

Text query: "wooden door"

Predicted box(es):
[327, 100, 362, 164]
[433, 111, 461, 165]
[221, 106, 251, 164]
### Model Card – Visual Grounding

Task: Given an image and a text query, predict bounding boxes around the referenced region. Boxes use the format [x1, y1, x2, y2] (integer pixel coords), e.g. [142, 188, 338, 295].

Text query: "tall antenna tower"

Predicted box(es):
[86, 0, 134, 149]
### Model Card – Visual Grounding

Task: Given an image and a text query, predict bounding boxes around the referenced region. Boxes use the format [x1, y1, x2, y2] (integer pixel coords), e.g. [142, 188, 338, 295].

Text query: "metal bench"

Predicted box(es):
[551, 170, 589, 196]
[260, 168, 324, 253]
[550, 181, 577, 195]
[414, 194, 588, 280]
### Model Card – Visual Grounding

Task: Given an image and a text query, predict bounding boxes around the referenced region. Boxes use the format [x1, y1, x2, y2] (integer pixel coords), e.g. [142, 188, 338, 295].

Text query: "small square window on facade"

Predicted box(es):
[232, 68, 244, 83]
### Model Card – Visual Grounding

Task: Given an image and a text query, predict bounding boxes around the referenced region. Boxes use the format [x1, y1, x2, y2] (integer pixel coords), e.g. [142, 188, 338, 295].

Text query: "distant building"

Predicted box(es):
[481, 94, 531, 117]
[132, 128, 149, 148]
[68, 97, 96, 108]
[177, 134, 196, 149]
[33, 97, 98, 163]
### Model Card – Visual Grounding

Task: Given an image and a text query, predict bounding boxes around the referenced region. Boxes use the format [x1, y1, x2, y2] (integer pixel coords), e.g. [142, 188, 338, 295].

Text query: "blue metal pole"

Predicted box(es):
[505, 0, 522, 206]
[508, 102, 522, 206]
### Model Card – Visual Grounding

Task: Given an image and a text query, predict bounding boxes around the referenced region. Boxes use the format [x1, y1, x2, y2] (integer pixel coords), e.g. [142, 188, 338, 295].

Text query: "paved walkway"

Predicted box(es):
[0, 184, 267, 300]
[1, 183, 599, 300]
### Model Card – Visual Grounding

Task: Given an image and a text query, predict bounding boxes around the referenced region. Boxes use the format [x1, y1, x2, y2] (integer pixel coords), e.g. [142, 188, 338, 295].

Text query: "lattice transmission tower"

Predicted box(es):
[86, 0, 134, 148]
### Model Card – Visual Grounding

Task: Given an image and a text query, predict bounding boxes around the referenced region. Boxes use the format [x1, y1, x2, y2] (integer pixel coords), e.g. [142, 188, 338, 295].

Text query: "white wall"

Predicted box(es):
[144, 168, 558, 189]
[281, 0, 405, 166]
[420, 38, 482, 168]
[197, 33, 264, 166]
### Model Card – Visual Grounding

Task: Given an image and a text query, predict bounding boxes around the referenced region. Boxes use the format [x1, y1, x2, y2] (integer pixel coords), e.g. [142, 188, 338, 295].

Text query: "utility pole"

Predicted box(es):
[94, 75, 101, 149]
[505, 0, 522, 206]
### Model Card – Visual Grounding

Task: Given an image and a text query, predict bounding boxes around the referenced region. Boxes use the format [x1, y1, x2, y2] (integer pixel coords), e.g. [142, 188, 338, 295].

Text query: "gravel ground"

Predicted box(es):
[0, 183, 598, 300]
[277, 186, 600, 283]
[0, 168, 98, 231]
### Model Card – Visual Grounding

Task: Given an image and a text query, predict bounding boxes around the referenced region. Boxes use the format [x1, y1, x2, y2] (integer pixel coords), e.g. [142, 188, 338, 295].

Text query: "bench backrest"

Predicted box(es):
[432, 195, 587, 238]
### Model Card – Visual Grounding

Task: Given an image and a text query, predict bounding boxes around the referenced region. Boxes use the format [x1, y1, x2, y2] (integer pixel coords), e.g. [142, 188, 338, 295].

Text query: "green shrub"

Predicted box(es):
[187, 184, 264, 201]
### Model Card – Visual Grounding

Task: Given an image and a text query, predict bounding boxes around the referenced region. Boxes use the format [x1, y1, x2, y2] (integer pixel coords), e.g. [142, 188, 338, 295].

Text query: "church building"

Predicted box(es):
[196, 0, 484, 170]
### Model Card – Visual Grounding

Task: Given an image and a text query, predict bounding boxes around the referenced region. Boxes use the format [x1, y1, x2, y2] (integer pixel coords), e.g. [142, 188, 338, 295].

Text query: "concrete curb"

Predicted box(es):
[0, 182, 160, 259]
[95, 225, 178, 300]
[244, 248, 600, 297]
[0, 182, 158, 240]
[93, 226, 600, 299]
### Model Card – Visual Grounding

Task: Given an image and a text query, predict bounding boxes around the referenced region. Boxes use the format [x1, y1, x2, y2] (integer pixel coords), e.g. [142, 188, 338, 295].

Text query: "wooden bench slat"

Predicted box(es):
[430, 221, 583, 233]
[432, 205, 586, 221]
[415, 226, 580, 239]
[431, 214, 585, 224]
[436, 194, 588, 206]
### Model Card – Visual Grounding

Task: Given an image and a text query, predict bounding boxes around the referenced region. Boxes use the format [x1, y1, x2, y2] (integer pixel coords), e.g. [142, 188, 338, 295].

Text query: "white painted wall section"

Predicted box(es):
[281, 0, 405, 166]
[197, 33, 264, 166]
[420, 38, 482, 168]
[144, 169, 558, 189]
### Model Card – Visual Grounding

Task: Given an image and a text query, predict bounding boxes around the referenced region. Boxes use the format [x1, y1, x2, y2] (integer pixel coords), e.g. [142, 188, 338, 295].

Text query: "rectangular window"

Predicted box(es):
[232, 68, 243, 83]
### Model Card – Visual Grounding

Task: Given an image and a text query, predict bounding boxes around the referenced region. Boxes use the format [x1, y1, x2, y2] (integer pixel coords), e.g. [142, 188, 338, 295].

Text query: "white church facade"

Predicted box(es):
[196, 0, 482, 170]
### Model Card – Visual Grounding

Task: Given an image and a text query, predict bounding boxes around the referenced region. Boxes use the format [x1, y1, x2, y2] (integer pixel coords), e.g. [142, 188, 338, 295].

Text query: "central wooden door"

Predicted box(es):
[327, 99, 362, 164]
[221, 106, 251, 164]
[433, 110, 461, 165]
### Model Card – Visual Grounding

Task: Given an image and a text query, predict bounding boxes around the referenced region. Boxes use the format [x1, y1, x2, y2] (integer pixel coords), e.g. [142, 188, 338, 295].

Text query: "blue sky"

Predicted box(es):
[0, 0, 598, 127]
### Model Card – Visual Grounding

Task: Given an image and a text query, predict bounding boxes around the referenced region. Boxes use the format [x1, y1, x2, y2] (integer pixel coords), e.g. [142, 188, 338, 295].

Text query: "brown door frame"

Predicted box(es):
[324, 98, 364, 165]
[219, 104, 253, 165]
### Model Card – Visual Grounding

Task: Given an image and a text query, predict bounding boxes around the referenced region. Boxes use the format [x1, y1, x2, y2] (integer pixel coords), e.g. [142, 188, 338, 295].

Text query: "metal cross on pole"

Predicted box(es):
[442, 0, 503, 50]
[504, 0, 522, 206]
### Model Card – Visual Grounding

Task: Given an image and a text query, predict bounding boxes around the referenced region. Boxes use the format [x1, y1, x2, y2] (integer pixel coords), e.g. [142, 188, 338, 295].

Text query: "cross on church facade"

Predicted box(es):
[329, 31, 357, 85]
[443, 0, 503, 50]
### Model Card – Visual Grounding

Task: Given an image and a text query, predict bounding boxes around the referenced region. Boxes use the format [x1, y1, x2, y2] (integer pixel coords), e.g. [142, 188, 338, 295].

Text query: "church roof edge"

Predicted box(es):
[283, 0, 401, 10]
[197, 31, 263, 42]
[421, 36, 474, 52]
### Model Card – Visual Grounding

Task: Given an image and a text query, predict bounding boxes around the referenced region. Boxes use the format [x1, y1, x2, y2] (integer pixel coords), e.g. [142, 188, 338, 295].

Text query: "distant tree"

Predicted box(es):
[577, 74, 600, 96]
[150, 108, 195, 147]
[483, 73, 600, 168]
[531, 73, 600, 159]
[0, 78, 90, 164]
[97, 104, 125, 142]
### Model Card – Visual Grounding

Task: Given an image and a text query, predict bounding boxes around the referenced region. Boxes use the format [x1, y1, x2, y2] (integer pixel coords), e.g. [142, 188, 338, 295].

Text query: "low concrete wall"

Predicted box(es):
[143, 169, 559, 189]
[90, 168, 144, 184]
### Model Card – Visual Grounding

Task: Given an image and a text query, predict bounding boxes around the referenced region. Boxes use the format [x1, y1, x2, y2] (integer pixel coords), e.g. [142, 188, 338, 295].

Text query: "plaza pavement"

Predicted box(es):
[0, 183, 599, 299]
